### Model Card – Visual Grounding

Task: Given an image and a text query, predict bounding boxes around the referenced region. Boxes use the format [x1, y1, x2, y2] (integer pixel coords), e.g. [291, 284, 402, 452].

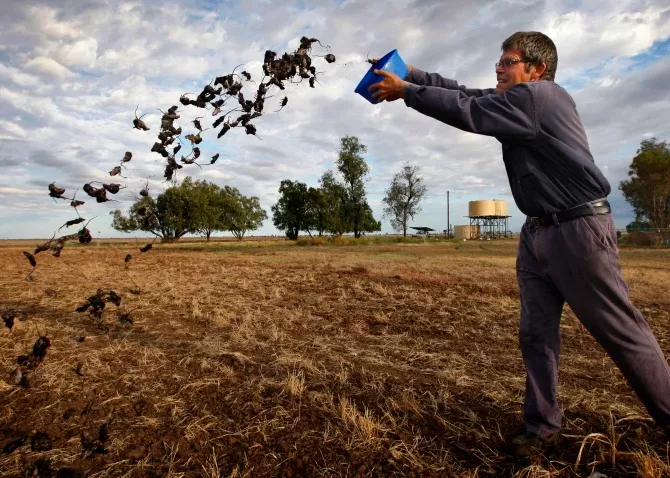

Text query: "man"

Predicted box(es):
[369, 31, 670, 456]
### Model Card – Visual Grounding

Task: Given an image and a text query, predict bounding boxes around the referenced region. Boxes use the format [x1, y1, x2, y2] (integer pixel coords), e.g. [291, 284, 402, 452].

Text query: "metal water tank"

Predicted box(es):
[454, 225, 479, 240]
[469, 200, 496, 217]
[494, 199, 508, 217]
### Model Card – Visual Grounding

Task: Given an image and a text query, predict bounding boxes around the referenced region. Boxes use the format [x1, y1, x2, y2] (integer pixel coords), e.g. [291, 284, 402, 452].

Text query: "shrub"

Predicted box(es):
[327, 236, 348, 246]
[626, 231, 662, 247]
[296, 236, 325, 246]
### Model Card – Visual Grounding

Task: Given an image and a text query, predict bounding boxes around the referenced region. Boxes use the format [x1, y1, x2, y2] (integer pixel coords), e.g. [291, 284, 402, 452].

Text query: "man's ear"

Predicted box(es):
[532, 62, 547, 80]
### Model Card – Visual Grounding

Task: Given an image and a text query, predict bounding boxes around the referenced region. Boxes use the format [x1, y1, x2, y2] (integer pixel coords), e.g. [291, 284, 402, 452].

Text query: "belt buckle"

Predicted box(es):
[528, 217, 544, 227]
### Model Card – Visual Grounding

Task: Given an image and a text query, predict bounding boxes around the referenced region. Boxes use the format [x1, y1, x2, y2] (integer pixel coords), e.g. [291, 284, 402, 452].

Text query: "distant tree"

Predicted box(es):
[382, 163, 428, 236]
[110, 183, 199, 242]
[271, 136, 381, 239]
[335, 136, 380, 238]
[182, 177, 224, 242]
[337, 136, 369, 238]
[222, 189, 267, 241]
[620, 138, 670, 229]
[111, 177, 266, 242]
[319, 170, 348, 236]
[358, 202, 382, 234]
[110, 197, 151, 235]
[304, 187, 329, 236]
[271, 180, 309, 240]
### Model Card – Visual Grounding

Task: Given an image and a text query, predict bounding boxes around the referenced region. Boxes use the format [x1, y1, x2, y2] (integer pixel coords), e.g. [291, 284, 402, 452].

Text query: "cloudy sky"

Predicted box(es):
[1, 0, 669, 239]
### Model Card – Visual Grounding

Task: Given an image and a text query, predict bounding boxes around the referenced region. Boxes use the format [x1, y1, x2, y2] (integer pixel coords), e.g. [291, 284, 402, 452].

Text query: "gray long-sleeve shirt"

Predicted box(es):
[403, 68, 611, 217]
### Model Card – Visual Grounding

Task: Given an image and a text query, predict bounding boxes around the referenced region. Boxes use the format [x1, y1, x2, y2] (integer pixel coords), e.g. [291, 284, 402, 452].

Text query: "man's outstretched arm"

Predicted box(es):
[368, 69, 536, 140]
[404, 82, 536, 139]
[407, 67, 495, 98]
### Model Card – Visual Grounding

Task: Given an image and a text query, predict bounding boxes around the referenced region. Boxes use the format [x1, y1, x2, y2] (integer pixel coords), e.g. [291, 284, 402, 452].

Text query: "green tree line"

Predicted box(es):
[111, 135, 431, 242]
[620, 137, 670, 230]
[271, 136, 382, 239]
[111, 177, 266, 242]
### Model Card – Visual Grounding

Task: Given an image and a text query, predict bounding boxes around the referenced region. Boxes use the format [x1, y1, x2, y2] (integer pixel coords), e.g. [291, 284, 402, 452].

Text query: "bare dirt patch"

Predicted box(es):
[0, 239, 669, 477]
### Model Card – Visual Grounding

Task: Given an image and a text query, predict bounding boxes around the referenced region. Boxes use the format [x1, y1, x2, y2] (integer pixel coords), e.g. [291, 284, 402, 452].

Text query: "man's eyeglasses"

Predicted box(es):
[495, 58, 528, 69]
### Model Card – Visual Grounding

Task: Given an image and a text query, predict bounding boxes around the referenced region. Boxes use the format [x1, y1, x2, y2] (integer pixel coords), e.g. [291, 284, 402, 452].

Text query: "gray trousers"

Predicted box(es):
[517, 212, 670, 436]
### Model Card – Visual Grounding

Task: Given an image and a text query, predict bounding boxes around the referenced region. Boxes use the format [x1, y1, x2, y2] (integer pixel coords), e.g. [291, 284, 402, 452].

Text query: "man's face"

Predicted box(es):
[495, 48, 533, 93]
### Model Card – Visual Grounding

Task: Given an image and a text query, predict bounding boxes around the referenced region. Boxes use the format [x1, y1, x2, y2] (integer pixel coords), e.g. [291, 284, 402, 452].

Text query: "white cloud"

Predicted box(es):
[27, 5, 83, 40]
[0, 186, 41, 197]
[55, 37, 98, 69]
[0, 64, 43, 88]
[23, 56, 76, 79]
[0, 120, 29, 139]
[542, 3, 670, 80]
[595, 76, 621, 87]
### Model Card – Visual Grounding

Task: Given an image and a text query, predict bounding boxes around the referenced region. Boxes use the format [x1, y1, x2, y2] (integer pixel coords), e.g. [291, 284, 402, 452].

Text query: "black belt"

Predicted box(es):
[527, 199, 611, 227]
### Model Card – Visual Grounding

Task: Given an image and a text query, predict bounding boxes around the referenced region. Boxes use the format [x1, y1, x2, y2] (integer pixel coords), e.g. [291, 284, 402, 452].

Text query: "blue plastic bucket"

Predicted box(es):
[354, 49, 409, 104]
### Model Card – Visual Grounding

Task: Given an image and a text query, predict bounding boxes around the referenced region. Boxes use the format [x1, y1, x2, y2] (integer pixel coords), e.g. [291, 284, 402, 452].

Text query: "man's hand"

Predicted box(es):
[370, 58, 414, 75]
[368, 69, 407, 103]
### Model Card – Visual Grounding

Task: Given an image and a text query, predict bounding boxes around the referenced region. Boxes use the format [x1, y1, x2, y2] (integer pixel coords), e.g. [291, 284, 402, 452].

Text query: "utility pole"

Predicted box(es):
[447, 190, 450, 238]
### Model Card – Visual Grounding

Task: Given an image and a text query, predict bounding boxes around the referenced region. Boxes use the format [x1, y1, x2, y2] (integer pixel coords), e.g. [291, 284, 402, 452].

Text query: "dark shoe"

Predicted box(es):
[508, 431, 559, 457]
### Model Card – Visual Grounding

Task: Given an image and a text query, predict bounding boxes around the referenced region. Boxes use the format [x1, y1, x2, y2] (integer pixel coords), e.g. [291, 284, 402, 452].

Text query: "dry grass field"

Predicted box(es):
[0, 237, 669, 477]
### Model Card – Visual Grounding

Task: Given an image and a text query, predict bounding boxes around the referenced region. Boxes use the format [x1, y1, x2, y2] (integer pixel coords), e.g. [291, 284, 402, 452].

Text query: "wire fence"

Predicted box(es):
[618, 228, 670, 232]
[616, 228, 670, 248]
[428, 228, 670, 248]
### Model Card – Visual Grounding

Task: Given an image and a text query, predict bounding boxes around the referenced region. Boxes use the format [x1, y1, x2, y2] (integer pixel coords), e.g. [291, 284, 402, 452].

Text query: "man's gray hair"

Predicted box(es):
[502, 31, 558, 81]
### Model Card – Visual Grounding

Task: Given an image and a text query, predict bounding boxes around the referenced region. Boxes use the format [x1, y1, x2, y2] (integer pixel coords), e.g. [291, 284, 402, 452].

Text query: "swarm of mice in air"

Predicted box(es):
[22, 36, 336, 283]
[14, 37, 335, 373]
[7, 39, 336, 465]
[163, 36, 334, 176]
